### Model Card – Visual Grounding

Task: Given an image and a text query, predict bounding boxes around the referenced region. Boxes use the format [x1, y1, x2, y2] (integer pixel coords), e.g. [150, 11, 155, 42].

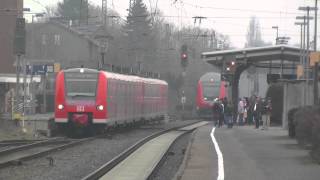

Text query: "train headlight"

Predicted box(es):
[97, 105, 104, 111]
[57, 104, 64, 110]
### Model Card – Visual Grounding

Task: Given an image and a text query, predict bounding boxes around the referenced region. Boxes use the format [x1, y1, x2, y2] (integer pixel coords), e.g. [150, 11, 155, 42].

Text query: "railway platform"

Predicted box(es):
[178, 125, 320, 180]
[178, 123, 217, 180]
[84, 121, 208, 180]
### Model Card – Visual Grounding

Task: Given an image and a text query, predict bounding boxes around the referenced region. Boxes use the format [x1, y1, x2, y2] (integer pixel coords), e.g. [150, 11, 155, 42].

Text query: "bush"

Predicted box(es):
[310, 106, 320, 163]
[294, 106, 320, 163]
[294, 106, 314, 147]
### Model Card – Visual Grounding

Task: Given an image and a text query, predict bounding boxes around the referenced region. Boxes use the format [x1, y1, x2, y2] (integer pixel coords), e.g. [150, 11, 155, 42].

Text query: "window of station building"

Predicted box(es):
[54, 34, 61, 46]
[41, 34, 47, 45]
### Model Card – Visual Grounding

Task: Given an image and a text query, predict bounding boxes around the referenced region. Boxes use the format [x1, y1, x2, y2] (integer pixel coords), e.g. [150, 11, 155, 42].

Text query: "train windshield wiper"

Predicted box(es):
[68, 93, 95, 97]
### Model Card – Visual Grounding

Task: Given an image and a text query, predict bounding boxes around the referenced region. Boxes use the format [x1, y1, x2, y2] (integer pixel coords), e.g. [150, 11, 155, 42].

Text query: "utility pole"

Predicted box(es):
[86, 0, 89, 25]
[102, 0, 108, 26]
[296, 15, 309, 105]
[307, 8, 310, 100]
[314, 0, 319, 105]
[80, 0, 83, 26]
[295, 22, 306, 75]
[22, 58, 27, 132]
[15, 55, 21, 111]
[272, 26, 279, 44]
[298, 6, 316, 105]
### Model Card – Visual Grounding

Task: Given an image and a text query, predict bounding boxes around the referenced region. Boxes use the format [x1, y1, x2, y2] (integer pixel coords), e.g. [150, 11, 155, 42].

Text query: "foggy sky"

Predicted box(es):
[25, 0, 317, 48]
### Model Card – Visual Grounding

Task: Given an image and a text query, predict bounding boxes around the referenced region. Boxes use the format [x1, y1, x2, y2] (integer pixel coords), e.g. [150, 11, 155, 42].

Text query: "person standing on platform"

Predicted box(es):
[248, 95, 256, 125]
[262, 98, 272, 130]
[222, 97, 228, 125]
[224, 100, 233, 128]
[212, 99, 222, 127]
[253, 97, 262, 129]
[238, 98, 244, 126]
[218, 99, 224, 127]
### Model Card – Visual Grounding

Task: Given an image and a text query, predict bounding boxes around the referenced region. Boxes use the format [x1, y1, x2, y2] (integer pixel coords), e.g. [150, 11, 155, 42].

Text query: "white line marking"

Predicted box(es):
[210, 127, 225, 180]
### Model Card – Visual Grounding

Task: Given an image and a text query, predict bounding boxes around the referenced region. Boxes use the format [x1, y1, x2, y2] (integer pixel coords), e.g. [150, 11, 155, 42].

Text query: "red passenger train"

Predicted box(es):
[54, 68, 168, 135]
[196, 72, 227, 119]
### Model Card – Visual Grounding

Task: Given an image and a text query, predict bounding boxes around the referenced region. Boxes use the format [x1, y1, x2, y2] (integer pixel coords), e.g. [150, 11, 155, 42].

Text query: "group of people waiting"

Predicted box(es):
[211, 97, 234, 128]
[211, 96, 272, 129]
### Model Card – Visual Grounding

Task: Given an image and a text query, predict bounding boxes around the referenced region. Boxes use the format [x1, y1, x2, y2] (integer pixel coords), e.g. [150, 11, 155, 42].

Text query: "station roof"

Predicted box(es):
[201, 45, 301, 69]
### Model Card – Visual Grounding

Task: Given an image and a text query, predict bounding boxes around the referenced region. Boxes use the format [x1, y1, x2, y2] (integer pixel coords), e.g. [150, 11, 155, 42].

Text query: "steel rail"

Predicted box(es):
[0, 137, 65, 156]
[0, 139, 48, 147]
[0, 136, 98, 168]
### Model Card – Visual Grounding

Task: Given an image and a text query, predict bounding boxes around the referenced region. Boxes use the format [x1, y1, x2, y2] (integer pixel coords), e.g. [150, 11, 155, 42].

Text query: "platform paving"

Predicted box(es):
[180, 125, 320, 180]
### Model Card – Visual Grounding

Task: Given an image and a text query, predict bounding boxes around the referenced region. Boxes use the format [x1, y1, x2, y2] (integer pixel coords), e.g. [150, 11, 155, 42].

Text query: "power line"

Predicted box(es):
[118, 14, 303, 19]
[182, 2, 303, 15]
[30, 0, 46, 9]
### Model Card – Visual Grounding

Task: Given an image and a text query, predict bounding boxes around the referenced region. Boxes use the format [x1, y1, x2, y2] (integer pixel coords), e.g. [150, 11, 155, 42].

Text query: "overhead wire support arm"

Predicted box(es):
[192, 16, 207, 25]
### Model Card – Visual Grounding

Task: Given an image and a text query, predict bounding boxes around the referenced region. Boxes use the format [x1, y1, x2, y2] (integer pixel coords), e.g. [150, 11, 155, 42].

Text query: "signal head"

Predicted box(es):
[181, 53, 188, 60]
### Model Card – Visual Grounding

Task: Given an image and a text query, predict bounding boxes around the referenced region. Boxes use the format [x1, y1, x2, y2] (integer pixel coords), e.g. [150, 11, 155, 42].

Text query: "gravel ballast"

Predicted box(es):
[0, 120, 199, 180]
[149, 131, 193, 180]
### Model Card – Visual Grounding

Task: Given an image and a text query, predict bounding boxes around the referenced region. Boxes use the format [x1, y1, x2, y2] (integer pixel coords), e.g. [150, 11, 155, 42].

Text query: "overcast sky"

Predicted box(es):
[24, 0, 318, 48]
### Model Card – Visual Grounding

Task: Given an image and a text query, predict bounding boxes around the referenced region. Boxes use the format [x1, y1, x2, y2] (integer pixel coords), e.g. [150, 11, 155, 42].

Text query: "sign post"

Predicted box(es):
[181, 96, 186, 111]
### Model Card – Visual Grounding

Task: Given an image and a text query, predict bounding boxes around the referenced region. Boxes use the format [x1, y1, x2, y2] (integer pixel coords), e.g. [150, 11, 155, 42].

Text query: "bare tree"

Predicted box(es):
[245, 16, 266, 47]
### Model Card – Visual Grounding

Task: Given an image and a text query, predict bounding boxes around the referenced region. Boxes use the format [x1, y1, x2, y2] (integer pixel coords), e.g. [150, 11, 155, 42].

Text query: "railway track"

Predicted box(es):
[0, 136, 99, 168]
[0, 139, 49, 149]
[82, 121, 208, 180]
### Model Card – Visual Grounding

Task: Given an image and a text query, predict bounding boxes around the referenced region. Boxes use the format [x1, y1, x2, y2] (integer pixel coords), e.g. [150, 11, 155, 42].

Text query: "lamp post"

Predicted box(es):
[272, 26, 279, 44]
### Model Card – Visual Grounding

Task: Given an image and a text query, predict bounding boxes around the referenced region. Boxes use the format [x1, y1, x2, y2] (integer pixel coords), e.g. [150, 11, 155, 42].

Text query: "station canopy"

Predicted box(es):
[201, 45, 301, 70]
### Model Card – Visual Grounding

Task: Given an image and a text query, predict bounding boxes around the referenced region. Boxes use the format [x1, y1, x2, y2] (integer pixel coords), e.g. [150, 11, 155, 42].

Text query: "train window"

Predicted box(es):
[203, 83, 220, 101]
[64, 72, 98, 99]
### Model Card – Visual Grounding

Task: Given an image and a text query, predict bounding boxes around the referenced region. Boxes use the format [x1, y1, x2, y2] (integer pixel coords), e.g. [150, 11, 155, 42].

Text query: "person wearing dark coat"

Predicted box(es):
[253, 97, 263, 129]
[212, 99, 223, 127]
[224, 101, 233, 128]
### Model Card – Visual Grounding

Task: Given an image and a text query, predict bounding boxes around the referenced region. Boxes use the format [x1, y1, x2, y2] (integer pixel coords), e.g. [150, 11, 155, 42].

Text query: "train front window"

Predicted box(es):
[203, 83, 220, 101]
[64, 72, 98, 99]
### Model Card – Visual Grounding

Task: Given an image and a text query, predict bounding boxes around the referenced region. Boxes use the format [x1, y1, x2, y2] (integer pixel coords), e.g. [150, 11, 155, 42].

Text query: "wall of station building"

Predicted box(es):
[239, 67, 298, 99]
[282, 81, 319, 129]
[0, 0, 22, 74]
[239, 70, 268, 98]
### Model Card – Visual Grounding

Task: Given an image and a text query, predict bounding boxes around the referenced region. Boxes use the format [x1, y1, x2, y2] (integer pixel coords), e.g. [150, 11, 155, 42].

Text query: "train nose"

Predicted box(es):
[72, 114, 89, 126]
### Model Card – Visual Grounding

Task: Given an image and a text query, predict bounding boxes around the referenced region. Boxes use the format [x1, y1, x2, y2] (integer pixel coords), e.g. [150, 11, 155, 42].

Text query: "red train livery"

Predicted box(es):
[196, 72, 227, 119]
[55, 68, 168, 133]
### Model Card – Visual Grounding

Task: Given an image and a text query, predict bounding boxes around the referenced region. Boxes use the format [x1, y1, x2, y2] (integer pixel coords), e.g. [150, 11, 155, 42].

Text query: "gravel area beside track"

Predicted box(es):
[0, 120, 45, 141]
[149, 132, 192, 180]
[0, 120, 198, 180]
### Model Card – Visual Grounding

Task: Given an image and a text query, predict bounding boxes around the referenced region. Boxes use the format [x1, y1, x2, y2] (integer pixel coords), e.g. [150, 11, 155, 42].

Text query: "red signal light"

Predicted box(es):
[181, 53, 188, 60]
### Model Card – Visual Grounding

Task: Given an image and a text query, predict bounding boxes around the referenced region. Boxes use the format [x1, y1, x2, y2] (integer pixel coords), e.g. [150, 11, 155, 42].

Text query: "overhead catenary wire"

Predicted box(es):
[179, 1, 304, 15]
[115, 14, 305, 19]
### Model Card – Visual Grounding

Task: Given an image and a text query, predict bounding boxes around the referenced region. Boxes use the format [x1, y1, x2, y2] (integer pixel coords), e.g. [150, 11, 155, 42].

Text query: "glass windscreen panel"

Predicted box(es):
[64, 72, 98, 100]
[202, 81, 220, 101]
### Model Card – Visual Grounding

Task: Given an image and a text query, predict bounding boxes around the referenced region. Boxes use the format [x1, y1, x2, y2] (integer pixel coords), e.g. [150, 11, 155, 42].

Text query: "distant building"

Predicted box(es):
[26, 19, 129, 112]
[0, 0, 23, 115]
[26, 20, 105, 69]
